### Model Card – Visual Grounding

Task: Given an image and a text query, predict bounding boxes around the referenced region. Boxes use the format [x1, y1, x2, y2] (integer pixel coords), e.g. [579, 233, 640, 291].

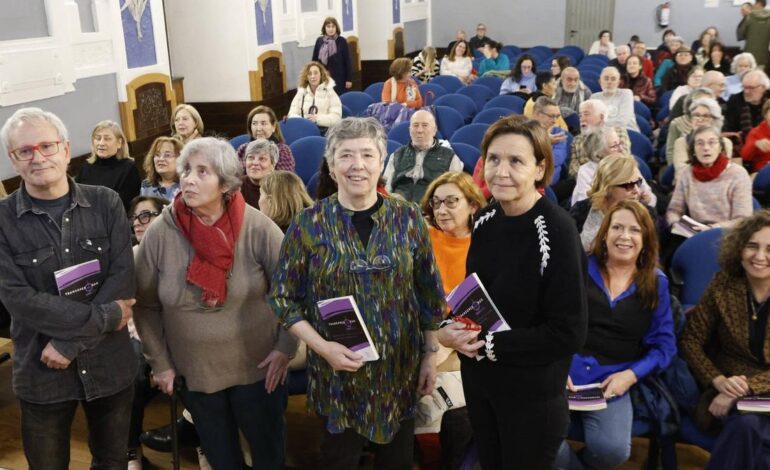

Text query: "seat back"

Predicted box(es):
[387, 121, 411, 145]
[434, 94, 478, 122]
[484, 94, 525, 114]
[340, 91, 375, 117]
[457, 85, 495, 112]
[363, 82, 385, 101]
[449, 123, 490, 152]
[229, 134, 251, 150]
[430, 75, 464, 93]
[434, 105, 466, 140]
[450, 142, 481, 174]
[628, 129, 654, 161]
[670, 228, 724, 307]
[280, 118, 321, 145]
[473, 76, 504, 94]
[289, 136, 327, 186]
[419, 83, 448, 101]
[472, 107, 514, 125]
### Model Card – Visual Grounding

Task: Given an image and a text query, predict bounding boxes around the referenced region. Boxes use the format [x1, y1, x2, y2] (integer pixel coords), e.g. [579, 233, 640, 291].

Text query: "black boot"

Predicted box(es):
[139, 417, 200, 452]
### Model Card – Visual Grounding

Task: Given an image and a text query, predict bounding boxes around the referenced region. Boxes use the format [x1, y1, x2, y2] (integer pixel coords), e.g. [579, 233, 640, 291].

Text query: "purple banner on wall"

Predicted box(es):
[342, 0, 353, 32]
[256, 0, 274, 46]
[121, 0, 157, 69]
[392, 0, 400, 24]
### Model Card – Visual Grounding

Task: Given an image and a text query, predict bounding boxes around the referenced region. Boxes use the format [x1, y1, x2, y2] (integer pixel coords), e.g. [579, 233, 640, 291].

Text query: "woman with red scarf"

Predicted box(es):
[666, 125, 752, 232]
[133, 137, 296, 469]
[312, 16, 352, 96]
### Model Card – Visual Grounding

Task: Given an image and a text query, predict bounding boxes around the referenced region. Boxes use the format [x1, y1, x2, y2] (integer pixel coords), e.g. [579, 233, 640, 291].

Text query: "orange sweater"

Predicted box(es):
[381, 77, 422, 109]
[428, 226, 471, 296]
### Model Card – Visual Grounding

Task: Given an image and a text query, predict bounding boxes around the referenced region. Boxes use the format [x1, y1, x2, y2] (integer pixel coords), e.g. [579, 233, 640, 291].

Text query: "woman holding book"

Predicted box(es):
[133, 137, 295, 469]
[679, 211, 770, 469]
[438, 116, 587, 469]
[269, 117, 445, 469]
[556, 200, 676, 470]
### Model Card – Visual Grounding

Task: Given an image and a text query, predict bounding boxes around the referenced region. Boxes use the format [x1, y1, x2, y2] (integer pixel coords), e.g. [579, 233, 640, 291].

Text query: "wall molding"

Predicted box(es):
[118, 72, 176, 142]
[249, 50, 287, 101]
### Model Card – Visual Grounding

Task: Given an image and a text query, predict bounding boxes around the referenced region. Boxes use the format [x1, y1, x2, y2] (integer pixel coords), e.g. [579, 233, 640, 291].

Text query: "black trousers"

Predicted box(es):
[461, 362, 568, 470]
[318, 418, 415, 470]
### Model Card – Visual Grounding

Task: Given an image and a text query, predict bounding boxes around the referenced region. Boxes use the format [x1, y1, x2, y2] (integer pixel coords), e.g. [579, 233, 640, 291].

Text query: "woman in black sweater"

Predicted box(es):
[438, 116, 587, 469]
[77, 120, 141, 212]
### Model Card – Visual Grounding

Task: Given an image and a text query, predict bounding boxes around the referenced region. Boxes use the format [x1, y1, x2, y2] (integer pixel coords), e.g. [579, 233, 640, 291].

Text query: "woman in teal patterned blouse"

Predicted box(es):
[269, 117, 445, 469]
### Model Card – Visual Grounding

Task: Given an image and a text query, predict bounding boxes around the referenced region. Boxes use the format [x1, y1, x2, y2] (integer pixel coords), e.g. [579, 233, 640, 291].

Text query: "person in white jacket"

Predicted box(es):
[592, 66, 639, 132]
[440, 40, 474, 84]
[288, 61, 342, 131]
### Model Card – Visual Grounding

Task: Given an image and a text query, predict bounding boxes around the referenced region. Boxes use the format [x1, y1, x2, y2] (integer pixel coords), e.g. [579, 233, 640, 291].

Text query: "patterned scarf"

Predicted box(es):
[318, 35, 338, 65]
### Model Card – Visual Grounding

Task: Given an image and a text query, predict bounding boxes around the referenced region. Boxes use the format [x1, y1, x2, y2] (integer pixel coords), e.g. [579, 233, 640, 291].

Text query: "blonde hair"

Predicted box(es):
[260, 171, 314, 229]
[0, 180, 7, 198]
[421, 46, 437, 72]
[88, 120, 130, 164]
[170, 104, 204, 139]
[143, 136, 183, 186]
[587, 154, 639, 211]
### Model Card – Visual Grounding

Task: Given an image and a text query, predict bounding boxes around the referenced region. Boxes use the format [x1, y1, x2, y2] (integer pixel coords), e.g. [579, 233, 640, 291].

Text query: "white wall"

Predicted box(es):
[358, 0, 393, 60]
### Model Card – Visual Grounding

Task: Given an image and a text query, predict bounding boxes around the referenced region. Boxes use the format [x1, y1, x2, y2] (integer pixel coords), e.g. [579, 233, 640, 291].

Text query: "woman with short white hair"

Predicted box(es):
[241, 138, 278, 208]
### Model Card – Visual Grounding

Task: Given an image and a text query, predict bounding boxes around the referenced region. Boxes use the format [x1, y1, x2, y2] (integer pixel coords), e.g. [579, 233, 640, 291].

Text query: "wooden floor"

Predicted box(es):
[0, 339, 710, 469]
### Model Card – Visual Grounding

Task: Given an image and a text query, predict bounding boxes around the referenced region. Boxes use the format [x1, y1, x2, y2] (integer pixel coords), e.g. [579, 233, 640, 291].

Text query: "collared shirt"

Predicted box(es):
[140, 180, 180, 202]
[0, 177, 137, 403]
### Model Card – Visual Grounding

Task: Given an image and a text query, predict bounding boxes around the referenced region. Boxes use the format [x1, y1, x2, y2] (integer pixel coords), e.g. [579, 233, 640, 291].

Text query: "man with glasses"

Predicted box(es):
[533, 97, 569, 183]
[383, 110, 463, 202]
[469, 23, 494, 52]
[0, 107, 137, 468]
[725, 69, 770, 140]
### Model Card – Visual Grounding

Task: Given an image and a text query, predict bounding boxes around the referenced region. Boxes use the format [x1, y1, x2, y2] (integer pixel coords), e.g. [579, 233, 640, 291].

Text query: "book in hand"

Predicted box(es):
[736, 395, 770, 413]
[445, 273, 510, 333]
[317, 296, 379, 362]
[671, 215, 710, 239]
[54, 259, 102, 302]
[568, 383, 608, 411]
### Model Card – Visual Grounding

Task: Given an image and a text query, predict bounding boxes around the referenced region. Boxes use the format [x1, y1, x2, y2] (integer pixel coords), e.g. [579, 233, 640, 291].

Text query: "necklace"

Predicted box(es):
[749, 294, 768, 321]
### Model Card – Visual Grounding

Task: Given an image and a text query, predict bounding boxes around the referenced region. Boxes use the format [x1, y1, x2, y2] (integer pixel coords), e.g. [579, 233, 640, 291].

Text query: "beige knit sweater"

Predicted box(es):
[133, 204, 297, 393]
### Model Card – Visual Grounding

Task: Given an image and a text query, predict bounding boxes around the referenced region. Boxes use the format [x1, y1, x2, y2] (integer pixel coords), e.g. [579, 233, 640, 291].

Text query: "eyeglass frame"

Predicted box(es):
[8, 141, 63, 161]
[614, 178, 643, 191]
[129, 210, 161, 225]
[349, 255, 393, 273]
[429, 195, 464, 210]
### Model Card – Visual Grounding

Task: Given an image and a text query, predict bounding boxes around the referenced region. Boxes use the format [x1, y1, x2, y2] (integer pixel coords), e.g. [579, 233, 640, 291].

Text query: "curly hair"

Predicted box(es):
[510, 54, 536, 81]
[419, 171, 487, 230]
[298, 61, 331, 88]
[719, 210, 770, 278]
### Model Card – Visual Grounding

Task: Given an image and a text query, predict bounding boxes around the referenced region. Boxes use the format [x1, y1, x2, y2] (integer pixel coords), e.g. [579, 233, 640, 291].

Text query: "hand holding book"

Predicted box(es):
[437, 322, 485, 358]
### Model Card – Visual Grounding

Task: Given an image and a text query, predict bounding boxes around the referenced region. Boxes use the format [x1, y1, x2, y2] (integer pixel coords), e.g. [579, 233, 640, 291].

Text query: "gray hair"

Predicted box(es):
[583, 127, 616, 163]
[324, 117, 387, 166]
[688, 97, 724, 130]
[682, 87, 716, 112]
[534, 96, 559, 111]
[580, 99, 609, 121]
[743, 69, 770, 89]
[244, 138, 279, 165]
[1, 107, 69, 154]
[177, 137, 243, 195]
[731, 52, 757, 75]
[615, 45, 630, 55]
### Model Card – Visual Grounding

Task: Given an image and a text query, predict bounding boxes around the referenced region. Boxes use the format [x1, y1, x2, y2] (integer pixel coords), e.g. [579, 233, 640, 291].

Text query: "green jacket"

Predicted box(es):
[391, 139, 456, 203]
[738, 8, 770, 65]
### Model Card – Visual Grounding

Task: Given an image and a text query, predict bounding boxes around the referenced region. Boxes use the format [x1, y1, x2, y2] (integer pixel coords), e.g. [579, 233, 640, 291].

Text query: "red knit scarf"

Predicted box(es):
[692, 153, 729, 182]
[173, 191, 245, 307]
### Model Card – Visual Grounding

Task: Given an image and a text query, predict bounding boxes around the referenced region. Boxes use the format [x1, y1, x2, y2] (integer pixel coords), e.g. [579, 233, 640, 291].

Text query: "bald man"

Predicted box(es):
[670, 70, 728, 120]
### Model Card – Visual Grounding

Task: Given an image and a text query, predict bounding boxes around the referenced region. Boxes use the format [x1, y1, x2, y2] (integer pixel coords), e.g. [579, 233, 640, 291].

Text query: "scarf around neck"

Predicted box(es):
[173, 191, 246, 307]
[319, 35, 338, 65]
[692, 153, 729, 182]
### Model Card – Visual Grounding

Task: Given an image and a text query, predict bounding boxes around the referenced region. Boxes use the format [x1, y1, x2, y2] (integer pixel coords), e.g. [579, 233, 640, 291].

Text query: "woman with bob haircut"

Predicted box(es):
[440, 40, 473, 84]
[236, 105, 295, 172]
[77, 120, 141, 211]
[140, 136, 183, 201]
[241, 138, 279, 209]
[382, 57, 422, 109]
[134, 137, 295, 469]
[557, 199, 675, 470]
[258, 170, 314, 232]
[288, 61, 342, 132]
[312, 16, 352, 96]
[170, 104, 204, 145]
[680, 210, 770, 469]
[269, 117, 444, 468]
[438, 115, 587, 469]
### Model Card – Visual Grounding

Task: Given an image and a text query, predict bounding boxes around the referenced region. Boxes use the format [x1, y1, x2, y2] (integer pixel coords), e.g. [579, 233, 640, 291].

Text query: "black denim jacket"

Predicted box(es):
[0, 178, 137, 403]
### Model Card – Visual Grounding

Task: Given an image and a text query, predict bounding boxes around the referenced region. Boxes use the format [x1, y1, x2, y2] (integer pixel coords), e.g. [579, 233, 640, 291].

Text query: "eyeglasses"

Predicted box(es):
[614, 178, 643, 191]
[129, 210, 160, 225]
[8, 141, 62, 161]
[744, 84, 764, 91]
[429, 195, 462, 209]
[695, 139, 720, 148]
[349, 255, 393, 273]
[537, 111, 561, 120]
[154, 152, 176, 160]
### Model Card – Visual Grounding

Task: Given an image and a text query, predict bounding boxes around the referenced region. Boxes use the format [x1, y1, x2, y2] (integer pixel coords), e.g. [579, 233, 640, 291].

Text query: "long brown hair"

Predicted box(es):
[448, 40, 471, 61]
[590, 199, 660, 309]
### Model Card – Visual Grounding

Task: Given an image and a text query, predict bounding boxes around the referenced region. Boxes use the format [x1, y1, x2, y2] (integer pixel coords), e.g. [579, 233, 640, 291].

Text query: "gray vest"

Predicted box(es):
[391, 140, 455, 203]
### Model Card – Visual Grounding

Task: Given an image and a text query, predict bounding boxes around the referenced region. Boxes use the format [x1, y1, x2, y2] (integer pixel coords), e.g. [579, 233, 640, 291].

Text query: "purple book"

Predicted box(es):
[317, 296, 379, 362]
[54, 259, 102, 302]
[445, 273, 510, 333]
[568, 384, 607, 411]
[737, 395, 770, 413]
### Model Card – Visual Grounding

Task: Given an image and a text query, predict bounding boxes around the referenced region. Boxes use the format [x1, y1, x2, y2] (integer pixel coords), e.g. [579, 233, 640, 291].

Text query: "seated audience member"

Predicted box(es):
[241, 139, 278, 209]
[608, 44, 631, 81]
[411, 46, 441, 83]
[672, 98, 732, 178]
[171, 103, 204, 146]
[693, 30, 714, 66]
[593, 67, 639, 131]
[523, 72, 566, 130]
[384, 110, 463, 202]
[572, 127, 624, 205]
[468, 23, 493, 51]
[679, 211, 770, 470]
[288, 61, 342, 132]
[558, 200, 675, 470]
[622, 54, 656, 107]
[725, 52, 757, 98]
[568, 99, 630, 178]
[440, 40, 473, 84]
[77, 120, 141, 212]
[660, 46, 695, 93]
[478, 41, 510, 77]
[632, 41, 654, 79]
[551, 56, 572, 80]
[554, 67, 593, 119]
[670, 71, 726, 120]
[666, 125, 752, 231]
[237, 106, 295, 171]
[692, 26, 719, 52]
[382, 58, 422, 109]
[589, 30, 617, 59]
[725, 69, 770, 141]
[704, 41, 731, 73]
[258, 171, 313, 232]
[500, 54, 537, 96]
[656, 29, 676, 57]
[140, 136, 182, 201]
[654, 36, 685, 87]
[417, 171, 486, 470]
[670, 66, 705, 111]
[570, 155, 654, 251]
[446, 30, 466, 56]
[665, 87, 717, 165]
[741, 99, 770, 173]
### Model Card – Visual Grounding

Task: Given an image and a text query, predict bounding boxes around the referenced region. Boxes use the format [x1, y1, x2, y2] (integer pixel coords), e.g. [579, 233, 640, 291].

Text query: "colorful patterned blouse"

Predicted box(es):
[269, 194, 444, 443]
